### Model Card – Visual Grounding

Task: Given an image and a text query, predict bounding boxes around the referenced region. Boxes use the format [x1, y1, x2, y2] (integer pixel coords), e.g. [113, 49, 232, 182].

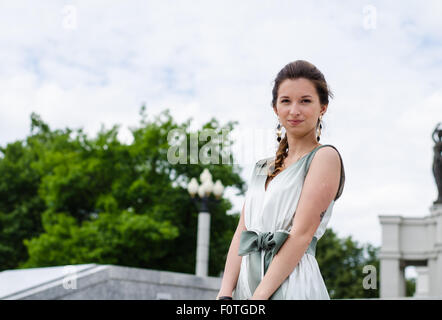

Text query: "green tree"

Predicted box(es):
[0, 113, 50, 270]
[316, 228, 380, 299]
[1, 107, 245, 276]
[406, 277, 416, 297]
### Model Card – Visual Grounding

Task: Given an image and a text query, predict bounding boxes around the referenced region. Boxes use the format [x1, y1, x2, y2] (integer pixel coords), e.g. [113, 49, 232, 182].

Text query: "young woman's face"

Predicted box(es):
[274, 78, 326, 137]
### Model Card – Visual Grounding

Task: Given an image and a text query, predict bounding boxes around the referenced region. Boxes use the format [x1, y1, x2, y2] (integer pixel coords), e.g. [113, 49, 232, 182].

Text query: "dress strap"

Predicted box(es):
[304, 144, 345, 201]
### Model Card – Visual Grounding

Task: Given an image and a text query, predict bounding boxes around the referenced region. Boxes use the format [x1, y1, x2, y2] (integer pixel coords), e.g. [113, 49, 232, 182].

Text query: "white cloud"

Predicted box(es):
[0, 0, 441, 253]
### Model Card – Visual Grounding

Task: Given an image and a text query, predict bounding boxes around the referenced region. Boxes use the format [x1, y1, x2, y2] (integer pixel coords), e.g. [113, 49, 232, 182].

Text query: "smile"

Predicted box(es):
[288, 120, 303, 126]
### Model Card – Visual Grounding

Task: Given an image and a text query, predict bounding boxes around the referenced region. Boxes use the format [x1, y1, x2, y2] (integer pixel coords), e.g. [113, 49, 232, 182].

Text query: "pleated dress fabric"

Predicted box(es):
[232, 144, 345, 300]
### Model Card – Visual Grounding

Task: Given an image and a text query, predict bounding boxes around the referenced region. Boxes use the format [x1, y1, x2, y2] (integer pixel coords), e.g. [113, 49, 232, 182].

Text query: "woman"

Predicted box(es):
[216, 60, 345, 300]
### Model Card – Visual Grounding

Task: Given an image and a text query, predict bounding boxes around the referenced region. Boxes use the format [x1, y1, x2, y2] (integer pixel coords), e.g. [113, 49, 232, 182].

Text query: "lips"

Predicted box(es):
[288, 120, 303, 125]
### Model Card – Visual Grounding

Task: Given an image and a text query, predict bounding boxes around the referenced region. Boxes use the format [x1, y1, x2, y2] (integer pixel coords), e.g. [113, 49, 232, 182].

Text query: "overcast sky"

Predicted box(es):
[1, 1, 442, 278]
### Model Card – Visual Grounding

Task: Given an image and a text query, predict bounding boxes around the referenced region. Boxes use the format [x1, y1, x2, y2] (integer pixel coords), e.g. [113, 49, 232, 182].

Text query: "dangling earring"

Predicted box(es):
[316, 114, 323, 142]
[276, 121, 282, 142]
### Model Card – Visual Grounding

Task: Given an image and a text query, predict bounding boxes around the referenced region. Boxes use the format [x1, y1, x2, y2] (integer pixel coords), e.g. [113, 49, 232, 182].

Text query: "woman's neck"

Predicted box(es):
[286, 136, 320, 161]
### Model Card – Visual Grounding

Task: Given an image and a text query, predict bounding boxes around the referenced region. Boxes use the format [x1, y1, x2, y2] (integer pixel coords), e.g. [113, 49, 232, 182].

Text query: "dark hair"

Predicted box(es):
[268, 60, 334, 179]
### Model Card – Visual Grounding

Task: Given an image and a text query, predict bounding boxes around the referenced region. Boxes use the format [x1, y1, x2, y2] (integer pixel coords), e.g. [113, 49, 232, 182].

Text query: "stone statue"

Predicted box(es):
[433, 122, 442, 204]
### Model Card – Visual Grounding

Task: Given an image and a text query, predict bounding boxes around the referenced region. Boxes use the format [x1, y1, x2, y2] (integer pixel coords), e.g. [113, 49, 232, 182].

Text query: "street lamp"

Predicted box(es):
[187, 168, 224, 277]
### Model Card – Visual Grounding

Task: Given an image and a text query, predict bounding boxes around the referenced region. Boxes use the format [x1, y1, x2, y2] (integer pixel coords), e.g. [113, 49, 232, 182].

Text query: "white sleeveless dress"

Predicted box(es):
[232, 144, 345, 300]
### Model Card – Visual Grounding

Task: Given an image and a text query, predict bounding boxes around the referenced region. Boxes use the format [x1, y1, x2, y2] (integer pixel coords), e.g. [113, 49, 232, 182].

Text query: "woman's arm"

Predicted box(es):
[216, 202, 247, 299]
[251, 147, 342, 300]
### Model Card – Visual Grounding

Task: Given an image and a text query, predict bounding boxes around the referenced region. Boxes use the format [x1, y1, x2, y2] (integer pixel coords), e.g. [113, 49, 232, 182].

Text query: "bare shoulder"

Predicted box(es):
[306, 146, 342, 189]
[307, 145, 342, 180]
[302, 145, 342, 206]
[292, 146, 343, 237]
[314, 146, 341, 168]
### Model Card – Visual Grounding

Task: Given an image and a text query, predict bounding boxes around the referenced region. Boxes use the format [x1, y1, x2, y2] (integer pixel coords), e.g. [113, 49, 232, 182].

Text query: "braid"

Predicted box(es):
[268, 135, 289, 179]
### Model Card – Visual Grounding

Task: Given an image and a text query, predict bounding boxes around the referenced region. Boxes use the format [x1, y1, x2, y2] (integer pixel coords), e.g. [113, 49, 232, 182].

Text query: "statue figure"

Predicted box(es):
[433, 122, 442, 204]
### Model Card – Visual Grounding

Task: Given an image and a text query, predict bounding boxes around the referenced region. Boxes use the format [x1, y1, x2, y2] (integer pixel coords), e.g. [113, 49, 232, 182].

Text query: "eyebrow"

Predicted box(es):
[280, 95, 312, 99]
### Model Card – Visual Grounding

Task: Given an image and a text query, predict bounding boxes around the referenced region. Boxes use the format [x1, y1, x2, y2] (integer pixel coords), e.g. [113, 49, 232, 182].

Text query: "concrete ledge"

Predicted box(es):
[0, 264, 222, 300]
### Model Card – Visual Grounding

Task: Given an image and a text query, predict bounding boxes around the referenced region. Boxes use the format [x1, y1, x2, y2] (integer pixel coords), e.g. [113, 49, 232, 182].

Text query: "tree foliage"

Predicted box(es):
[1, 107, 244, 274]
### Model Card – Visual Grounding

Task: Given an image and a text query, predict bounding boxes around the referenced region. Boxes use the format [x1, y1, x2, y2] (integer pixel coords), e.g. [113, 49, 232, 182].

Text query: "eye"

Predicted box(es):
[281, 99, 290, 103]
[302, 99, 311, 103]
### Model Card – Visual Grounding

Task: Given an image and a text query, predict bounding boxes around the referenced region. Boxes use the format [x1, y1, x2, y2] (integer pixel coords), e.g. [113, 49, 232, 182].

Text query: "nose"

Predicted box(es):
[288, 103, 301, 115]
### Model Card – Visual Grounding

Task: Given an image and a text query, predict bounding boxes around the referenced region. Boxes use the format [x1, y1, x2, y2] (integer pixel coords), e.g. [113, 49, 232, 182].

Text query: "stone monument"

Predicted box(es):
[432, 122, 442, 204]
[378, 123, 442, 299]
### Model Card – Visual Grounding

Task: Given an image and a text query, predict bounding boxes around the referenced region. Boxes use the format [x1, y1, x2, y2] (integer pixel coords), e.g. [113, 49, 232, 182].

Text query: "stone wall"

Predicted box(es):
[0, 264, 221, 300]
